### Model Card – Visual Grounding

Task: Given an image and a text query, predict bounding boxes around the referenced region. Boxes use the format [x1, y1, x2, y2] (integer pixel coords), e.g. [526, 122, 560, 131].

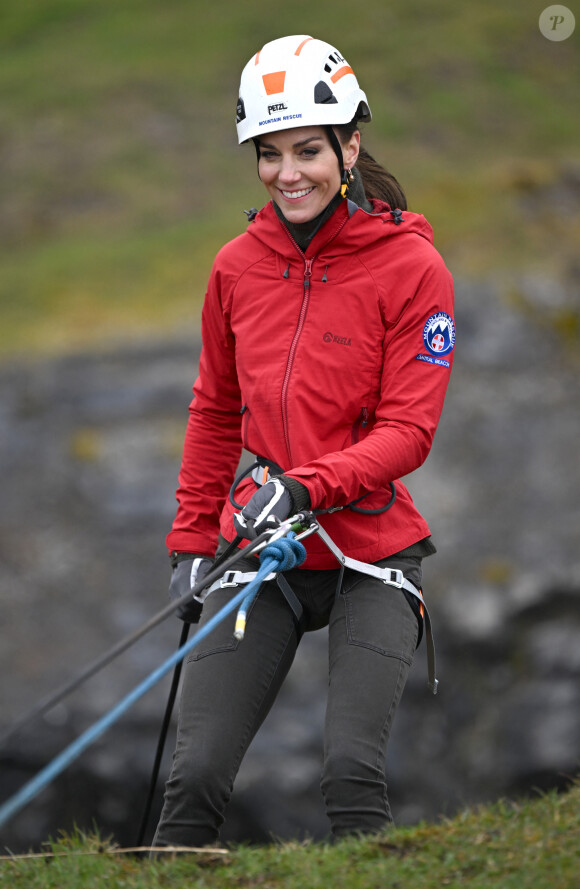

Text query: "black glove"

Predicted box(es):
[232, 476, 310, 540]
[169, 553, 213, 623]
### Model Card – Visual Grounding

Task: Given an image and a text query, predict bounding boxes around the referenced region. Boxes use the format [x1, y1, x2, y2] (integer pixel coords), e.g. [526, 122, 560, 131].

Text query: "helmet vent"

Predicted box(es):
[324, 52, 346, 73]
[314, 80, 338, 105]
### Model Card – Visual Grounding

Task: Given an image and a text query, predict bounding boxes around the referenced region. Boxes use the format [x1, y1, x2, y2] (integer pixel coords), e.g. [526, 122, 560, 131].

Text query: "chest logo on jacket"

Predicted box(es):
[415, 312, 455, 368]
[323, 331, 352, 346]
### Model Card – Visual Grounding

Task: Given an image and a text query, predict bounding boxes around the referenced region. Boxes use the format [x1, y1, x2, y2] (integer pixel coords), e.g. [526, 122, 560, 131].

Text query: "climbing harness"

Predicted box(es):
[213, 510, 438, 694]
[229, 456, 437, 691]
[0, 519, 313, 832]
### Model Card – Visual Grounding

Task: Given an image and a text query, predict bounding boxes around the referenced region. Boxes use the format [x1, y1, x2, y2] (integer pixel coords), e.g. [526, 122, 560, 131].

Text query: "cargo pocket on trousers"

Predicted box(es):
[342, 585, 417, 666]
[186, 582, 265, 663]
[188, 635, 241, 663]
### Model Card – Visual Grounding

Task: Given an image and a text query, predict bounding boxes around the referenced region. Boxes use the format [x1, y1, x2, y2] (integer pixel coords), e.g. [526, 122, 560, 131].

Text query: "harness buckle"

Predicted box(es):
[220, 570, 241, 588]
[219, 568, 276, 588]
[383, 568, 404, 588]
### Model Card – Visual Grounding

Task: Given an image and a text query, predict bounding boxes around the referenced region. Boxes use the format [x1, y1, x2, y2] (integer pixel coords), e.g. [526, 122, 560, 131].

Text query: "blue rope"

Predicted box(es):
[234, 536, 307, 637]
[0, 536, 306, 831]
[260, 536, 306, 571]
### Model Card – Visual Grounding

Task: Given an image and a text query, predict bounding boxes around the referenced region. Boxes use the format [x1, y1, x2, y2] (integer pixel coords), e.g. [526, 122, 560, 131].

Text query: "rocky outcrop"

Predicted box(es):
[0, 272, 579, 851]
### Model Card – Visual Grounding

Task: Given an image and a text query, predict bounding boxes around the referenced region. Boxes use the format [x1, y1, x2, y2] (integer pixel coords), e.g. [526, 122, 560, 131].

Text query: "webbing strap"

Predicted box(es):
[315, 525, 439, 694]
[204, 568, 305, 632]
[220, 569, 277, 586]
[276, 574, 305, 633]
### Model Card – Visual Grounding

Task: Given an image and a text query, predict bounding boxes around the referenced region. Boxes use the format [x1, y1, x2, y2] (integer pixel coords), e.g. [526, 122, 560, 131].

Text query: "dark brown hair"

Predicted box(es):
[335, 120, 407, 211]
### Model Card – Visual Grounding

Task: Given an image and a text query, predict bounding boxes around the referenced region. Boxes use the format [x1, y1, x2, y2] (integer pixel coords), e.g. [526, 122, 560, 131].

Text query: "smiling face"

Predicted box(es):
[257, 125, 360, 224]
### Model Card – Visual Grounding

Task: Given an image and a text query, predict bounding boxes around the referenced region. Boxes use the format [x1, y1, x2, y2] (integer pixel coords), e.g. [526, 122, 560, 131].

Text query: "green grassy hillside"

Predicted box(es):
[2, 782, 579, 888]
[1, 0, 578, 357]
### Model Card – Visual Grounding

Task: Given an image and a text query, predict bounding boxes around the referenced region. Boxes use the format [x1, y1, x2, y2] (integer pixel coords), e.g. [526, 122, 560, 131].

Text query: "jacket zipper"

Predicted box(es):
[281, 257, 313, 464]
[278, 213, 350, 465]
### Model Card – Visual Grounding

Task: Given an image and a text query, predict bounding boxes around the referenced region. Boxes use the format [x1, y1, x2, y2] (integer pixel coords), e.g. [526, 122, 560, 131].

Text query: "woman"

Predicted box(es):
[153, 35, 454, 848]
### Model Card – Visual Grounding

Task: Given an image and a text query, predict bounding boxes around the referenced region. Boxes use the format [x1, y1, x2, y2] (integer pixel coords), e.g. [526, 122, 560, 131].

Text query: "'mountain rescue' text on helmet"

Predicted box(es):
[236, 35, 371, 144]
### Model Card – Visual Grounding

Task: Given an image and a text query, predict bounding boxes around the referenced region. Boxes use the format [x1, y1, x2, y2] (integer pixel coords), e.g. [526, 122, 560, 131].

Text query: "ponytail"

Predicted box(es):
[355, 145, 407, 211]
[335, 118, 407, 211]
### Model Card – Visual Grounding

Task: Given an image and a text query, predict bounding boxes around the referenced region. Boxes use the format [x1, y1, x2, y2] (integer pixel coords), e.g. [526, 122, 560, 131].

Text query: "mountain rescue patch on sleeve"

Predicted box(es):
[415, 312, 455, 368]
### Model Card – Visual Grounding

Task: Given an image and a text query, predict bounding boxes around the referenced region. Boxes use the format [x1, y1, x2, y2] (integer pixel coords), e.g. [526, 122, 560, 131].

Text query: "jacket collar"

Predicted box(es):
[247, 198, 435, 259]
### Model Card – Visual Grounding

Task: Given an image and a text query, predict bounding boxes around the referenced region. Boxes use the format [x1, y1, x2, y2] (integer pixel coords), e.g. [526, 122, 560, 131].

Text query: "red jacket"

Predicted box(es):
[167, 198, 455, 569]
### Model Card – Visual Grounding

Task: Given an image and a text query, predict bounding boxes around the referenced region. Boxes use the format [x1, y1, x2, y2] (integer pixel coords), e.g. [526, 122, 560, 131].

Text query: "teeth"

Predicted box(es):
[281, 187, 314, 199]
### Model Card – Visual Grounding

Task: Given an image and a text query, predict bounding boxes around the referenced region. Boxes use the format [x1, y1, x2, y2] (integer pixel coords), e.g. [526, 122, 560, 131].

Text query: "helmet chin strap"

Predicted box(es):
[252, 138, 262, 179]
[325, 126, 344, 174]
[324, 125, 348, 198]
[326, 126, 352, 198]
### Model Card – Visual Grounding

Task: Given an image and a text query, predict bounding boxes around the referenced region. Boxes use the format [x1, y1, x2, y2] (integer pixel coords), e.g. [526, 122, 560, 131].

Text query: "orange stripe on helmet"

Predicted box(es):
[262, 71, 286, 95]
[254, 51, 261, 65]
[295, 37, 313, 55]
[331, 65, 354, 83]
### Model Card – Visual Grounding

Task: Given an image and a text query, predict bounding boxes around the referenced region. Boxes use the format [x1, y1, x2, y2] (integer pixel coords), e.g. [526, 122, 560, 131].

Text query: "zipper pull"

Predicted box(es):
[304, 259, 313, 278]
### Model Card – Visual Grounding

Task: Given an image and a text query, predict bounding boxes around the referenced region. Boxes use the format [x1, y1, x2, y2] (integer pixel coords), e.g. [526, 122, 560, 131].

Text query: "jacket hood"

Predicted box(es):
[245, 198, 435, 259]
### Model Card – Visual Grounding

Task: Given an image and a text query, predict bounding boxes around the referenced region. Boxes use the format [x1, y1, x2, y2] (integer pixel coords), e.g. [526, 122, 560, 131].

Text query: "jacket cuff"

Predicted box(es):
[279, 475, 311, 512]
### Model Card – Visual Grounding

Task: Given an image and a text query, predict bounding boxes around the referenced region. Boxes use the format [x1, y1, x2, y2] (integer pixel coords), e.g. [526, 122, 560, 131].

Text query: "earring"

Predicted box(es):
[340, 168, 355, 198]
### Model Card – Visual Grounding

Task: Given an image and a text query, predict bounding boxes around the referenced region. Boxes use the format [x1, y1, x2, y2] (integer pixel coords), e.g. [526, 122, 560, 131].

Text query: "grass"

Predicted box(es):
[1, 0, 579, 359]
[2, 781, 579, 888]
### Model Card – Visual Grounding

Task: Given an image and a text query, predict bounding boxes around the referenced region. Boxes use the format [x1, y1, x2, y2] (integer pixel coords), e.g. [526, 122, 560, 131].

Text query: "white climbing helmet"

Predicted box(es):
[236, 35, 371, 144]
